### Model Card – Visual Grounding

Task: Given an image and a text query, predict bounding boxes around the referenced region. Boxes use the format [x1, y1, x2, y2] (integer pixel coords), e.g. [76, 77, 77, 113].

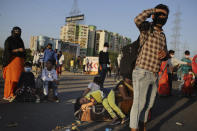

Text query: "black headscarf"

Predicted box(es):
[2, 26, 25, 67]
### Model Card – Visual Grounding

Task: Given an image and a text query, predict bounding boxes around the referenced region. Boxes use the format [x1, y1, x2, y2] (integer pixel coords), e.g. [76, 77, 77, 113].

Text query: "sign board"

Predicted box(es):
[85, 57, 99, 75]
[66, 14, 84, 22]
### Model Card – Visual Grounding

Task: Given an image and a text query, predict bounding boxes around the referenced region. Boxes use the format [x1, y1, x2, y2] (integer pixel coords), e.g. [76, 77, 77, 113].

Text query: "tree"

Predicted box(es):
[108, 51, 118, 71]
[0, 47, 4, 66]
[62, 52, 75, 71]
[25, 48, 33, 62]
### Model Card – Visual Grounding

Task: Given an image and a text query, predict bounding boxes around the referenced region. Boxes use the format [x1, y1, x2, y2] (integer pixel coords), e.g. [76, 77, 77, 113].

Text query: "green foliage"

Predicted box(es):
[0, 47, 4, 66]
[62, 52, 75, 71]
[108, 51, 118, 71]
[25, 49, 33, 62]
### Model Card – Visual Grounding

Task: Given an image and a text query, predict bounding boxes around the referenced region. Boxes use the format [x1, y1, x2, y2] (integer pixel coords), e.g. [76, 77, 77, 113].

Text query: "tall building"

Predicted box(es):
[61, 0, 131, 57]
[30, 36, 38, 51]
[87, 25, 96, 56]
[30, 36, 60, 51]
[95, 30, 131, 55]
[95, 30, 108, 54]
[60, 22, 89, 56]
[60, 22, 76, 43]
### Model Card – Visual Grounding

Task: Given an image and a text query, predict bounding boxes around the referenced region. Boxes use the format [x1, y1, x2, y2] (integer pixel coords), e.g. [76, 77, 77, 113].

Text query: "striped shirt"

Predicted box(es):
[134, 8, 168, 73]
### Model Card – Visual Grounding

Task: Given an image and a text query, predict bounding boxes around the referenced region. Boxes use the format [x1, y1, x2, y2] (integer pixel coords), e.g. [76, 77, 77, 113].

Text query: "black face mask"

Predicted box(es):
[153, 13, 168, 26]
[12, 32, 21, 38]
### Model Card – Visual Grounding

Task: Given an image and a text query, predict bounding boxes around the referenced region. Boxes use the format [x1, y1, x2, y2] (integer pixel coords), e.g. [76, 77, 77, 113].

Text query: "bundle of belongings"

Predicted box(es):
[74, 103, 111, 122]
[74, 75, 133, 125]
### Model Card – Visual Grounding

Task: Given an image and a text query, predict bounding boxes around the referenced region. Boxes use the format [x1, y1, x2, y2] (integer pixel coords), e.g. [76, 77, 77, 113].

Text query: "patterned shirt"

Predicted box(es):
[41, 68, 57, 81]
[135, 8, 168, 73]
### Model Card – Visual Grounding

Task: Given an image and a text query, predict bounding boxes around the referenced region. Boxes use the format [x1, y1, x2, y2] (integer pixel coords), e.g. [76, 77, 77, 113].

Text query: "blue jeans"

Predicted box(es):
[130, 67, 158, 129]
[43, 81, 58, 96]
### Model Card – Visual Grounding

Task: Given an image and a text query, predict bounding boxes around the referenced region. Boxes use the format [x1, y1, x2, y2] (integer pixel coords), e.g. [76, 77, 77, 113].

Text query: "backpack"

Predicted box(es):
[120, 37, 140, 79]
[120, 22, 155, 79]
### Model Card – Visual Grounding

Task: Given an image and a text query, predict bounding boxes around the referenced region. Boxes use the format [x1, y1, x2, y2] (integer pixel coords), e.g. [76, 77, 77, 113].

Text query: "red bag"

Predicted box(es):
[182, 74, 194, 94]
[192, 55, 197, 74]
[158, 61, 170, 95]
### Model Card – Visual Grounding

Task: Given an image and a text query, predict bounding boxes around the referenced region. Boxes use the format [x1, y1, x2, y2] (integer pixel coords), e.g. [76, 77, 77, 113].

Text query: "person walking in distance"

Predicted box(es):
[115, 54, 122, 82]
[2, 26, 26, 101]
[33, 51, 40, 74]
[99, 42, 110, 89]
[43, 43, 57, 67]
[129, 4, 169, 131]
[70, 58, 74, 72]
[57, 51, 64, 76]
[39, 48, 45, 70]
[82, 56, 86, 73]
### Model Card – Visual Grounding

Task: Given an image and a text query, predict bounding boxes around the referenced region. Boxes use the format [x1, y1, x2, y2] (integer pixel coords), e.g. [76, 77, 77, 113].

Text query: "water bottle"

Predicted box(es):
[65, 128, 71, 131]
[105, 128, 112, 131]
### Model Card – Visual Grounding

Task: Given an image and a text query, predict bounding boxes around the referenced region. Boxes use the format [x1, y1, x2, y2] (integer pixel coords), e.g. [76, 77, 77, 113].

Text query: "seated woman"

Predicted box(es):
[82, 76, 101, 96]
[181, 69, 195, 96]
[78, 88, 127, 125]
[114, 75, 133, 115]
[15, 62, 39, 102]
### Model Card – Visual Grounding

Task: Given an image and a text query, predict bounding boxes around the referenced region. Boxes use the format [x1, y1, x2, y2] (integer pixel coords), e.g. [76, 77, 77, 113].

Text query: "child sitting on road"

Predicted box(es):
[181, 69, 195, 97]
[42, 59, 59, 102]
[82, 76, 101, 96]
[15, 62, 40, 102]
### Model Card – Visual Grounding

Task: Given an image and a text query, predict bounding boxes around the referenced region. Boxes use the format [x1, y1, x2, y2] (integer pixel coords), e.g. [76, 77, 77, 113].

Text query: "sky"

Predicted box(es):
[0, 0, 196, 57]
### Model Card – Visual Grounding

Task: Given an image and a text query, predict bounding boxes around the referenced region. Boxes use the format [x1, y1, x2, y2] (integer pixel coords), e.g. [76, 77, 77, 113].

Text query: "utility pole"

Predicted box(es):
[170, 7, 181, 59]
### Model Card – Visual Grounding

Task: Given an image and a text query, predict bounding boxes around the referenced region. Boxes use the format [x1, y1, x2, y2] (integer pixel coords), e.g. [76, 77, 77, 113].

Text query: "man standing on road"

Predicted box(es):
[180, 50, 192, 80]
[99, 42, 110, 89]
[129, 4, 169, 131]
[177, 50, 192, 91]
[2, 26, 25, 102]
[115, 54, 122, 82]
[43, 43, 57, 67]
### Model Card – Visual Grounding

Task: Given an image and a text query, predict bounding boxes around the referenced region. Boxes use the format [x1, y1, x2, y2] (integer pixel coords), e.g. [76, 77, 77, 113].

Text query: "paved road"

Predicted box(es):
[0, 71, 197, 131]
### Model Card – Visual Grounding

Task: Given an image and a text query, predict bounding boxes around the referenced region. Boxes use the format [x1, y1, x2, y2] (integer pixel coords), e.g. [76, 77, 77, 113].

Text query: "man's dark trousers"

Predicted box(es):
[99, 64, 108, 89]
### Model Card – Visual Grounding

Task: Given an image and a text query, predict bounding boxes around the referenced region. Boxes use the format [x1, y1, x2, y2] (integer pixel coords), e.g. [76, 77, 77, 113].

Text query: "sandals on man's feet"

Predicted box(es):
[121, 117, 129, 124]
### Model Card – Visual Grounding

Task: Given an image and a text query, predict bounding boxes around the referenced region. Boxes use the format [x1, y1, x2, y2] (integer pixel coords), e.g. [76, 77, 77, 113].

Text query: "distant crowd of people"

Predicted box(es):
[1, 3, 197, 131]
[33, 43, 65, 76]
